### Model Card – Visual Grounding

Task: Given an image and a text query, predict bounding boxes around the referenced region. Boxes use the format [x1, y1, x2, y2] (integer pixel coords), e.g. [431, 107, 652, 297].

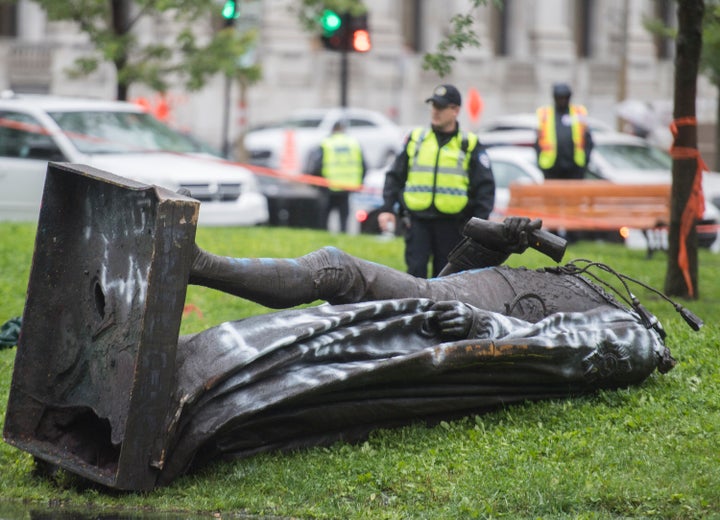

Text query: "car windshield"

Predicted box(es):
[491, 160, 536, 189]
[48, 110, 204, 154]
[283, 116, 323, 129]
[596, 144, 672, 170]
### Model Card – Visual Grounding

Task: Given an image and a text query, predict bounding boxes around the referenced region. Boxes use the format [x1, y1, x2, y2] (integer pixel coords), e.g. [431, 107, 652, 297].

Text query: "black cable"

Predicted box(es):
[553, 259, 703, 335]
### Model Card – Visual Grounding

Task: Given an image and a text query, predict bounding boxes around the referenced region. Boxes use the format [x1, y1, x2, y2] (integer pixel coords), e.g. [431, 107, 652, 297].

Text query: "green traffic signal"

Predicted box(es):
[320, 9, 342, 34]
[222, 0, 238, 20]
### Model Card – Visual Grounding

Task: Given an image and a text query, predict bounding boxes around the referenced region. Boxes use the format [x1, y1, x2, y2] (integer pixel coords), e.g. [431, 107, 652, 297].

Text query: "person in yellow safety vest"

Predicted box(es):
[307, 120, 366, 232]
[535, 82, 594, 180]
[378, 84, 496, 278]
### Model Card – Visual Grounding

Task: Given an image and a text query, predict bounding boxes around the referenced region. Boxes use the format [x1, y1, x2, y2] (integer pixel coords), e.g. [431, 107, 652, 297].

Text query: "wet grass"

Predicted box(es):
[1, 222, 719, 519]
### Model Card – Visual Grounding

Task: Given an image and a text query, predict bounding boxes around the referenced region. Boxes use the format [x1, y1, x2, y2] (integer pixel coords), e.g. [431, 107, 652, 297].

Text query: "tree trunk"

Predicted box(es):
[111, 0, 131, 100]
[664, 0, 704, 298]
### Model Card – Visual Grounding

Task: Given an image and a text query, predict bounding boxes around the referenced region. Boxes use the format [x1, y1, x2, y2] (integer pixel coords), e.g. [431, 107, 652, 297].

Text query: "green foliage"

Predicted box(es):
[422, 13, 480, 78]
[701, 1, 720, 85]
[422, 0, 500, 78]
[18, 0, 259, 98]
[645, 1, 720, 88]
[1, 223, 720, 518]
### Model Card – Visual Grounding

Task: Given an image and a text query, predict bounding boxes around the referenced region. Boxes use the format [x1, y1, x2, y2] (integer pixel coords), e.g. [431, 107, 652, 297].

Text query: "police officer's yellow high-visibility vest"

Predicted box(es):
[321, 133, 364, 191]
[403, 127, 477, 214]
[536, 105, 588, 169]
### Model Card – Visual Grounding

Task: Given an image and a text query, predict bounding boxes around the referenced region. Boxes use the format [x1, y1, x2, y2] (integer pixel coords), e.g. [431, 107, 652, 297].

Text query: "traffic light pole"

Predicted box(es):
[340, 48, 348, 108]
[222, 74, 231, 157]
[321, 10, 370, 107]
[220, 0, 236, 157]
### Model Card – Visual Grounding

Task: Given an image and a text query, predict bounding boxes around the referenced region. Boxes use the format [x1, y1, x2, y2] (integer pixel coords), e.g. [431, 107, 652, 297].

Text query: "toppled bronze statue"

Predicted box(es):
[3, 164, 699, 491]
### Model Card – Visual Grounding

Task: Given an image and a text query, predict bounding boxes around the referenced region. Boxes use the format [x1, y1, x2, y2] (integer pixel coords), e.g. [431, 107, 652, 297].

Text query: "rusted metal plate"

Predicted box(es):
[3, 162, 199, 491]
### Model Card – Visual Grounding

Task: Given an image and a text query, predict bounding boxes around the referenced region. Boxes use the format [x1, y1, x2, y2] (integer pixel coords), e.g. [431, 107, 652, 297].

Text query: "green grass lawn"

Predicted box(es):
[1, 223, 719, 519]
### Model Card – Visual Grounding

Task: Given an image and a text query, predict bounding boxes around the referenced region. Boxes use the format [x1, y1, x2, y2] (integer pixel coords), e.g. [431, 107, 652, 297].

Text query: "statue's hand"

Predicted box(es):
[430, 301, 474, 338]
[502, 217, 542, 253]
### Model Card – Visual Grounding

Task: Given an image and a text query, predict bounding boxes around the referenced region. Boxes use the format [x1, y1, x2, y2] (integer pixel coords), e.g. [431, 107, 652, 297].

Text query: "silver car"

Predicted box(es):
[243, 107, 405, 171]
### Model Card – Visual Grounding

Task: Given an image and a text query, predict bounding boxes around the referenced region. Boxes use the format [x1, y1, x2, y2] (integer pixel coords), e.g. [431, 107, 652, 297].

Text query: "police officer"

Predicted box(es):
[307, 120, 366, 232]
[535, 82, 594, 180]
[378, 84, 495, 278]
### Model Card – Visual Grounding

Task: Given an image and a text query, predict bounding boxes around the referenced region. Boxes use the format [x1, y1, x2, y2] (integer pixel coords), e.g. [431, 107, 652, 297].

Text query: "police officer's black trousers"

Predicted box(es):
[321, 191, 351, 232]
[405, 216, 464, 278]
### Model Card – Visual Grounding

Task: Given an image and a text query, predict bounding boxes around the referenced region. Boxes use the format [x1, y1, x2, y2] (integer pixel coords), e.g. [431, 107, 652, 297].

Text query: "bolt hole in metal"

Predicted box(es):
[94, 280, 106, 320]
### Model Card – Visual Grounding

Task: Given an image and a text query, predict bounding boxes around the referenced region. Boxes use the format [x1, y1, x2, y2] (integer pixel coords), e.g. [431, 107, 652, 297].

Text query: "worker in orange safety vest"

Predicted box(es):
[535, 83, 593, 180]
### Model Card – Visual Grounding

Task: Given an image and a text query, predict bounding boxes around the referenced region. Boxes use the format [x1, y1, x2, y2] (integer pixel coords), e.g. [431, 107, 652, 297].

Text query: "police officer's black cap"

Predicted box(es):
[552, 82, 572, 98]
[426, 84, 462, 107]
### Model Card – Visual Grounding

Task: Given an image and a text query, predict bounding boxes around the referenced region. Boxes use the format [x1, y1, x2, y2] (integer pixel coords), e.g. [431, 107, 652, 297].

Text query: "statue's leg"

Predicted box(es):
[189, 245, 435, 308]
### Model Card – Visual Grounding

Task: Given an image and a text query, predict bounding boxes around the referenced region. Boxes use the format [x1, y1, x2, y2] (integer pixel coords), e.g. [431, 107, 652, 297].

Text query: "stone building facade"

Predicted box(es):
[0, 0, 716, 152]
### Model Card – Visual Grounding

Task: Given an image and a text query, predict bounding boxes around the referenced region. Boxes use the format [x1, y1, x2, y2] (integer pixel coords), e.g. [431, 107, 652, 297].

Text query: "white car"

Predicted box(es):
[585, 132, 720, 248]
[243, 107, 405, 172]
[479, 112, 614, 134]
[0, 92, 269, 226]
[588, 131, 720, 210]
[485, 146, 544, 218]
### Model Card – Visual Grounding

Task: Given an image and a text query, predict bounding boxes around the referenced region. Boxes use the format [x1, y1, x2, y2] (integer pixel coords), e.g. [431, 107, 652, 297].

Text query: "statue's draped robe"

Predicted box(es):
[157, 298, 666, 483]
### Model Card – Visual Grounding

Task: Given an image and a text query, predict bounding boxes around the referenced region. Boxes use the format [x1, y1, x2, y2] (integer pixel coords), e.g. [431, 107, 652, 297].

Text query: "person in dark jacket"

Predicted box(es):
[378, 84, 495, 278]
[535, 82, 594, 180]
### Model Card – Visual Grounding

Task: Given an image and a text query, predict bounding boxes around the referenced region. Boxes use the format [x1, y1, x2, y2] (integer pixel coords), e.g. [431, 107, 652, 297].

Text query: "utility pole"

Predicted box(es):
[340, 48, 348, 108]
[220, 0, 238, 158]
[616, 0, 629, 131]
[222, 74, 232, 158]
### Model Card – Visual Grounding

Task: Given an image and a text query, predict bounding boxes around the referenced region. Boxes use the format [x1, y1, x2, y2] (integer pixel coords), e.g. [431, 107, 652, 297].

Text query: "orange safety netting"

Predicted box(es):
[669, 116, 706, 297]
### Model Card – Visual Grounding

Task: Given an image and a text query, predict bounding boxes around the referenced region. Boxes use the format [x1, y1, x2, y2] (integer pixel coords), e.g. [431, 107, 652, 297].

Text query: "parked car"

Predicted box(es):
[0, 92, 269, 226]
[479, 112, 614, 134]
[477, 112, 614, 150]
[255, 174, 324, 229]
[586, 132, 720, 248]
[587, 131, 720, 209]
[484, 146, 545, 217]
[243, 107, 405, 171]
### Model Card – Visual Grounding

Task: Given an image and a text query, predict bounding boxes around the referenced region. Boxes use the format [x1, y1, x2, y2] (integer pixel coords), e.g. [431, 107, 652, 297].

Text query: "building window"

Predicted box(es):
[575, 0, 594, 58]
[0, 3, 17, 37]
[655, 0, 674, 60]
[401, 0, 422, 52]
[490, 0, 510, 56]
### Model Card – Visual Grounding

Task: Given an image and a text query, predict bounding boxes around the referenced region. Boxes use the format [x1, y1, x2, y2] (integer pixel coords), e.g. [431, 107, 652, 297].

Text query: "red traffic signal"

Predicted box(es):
[349, 13, 371, 53]
[351, 29, 371, 52]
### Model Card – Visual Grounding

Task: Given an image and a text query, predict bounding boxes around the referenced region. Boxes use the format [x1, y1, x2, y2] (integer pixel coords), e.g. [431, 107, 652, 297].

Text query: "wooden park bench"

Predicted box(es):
[502, 180, 671, 254]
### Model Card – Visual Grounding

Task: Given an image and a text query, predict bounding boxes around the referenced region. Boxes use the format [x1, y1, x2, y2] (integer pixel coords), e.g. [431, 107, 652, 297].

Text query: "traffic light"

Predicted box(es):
[349, 13, 371, 53]
[320, 9, 344, 51]
[319, 11, 371, 53]
[221, 0, 239, 25]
